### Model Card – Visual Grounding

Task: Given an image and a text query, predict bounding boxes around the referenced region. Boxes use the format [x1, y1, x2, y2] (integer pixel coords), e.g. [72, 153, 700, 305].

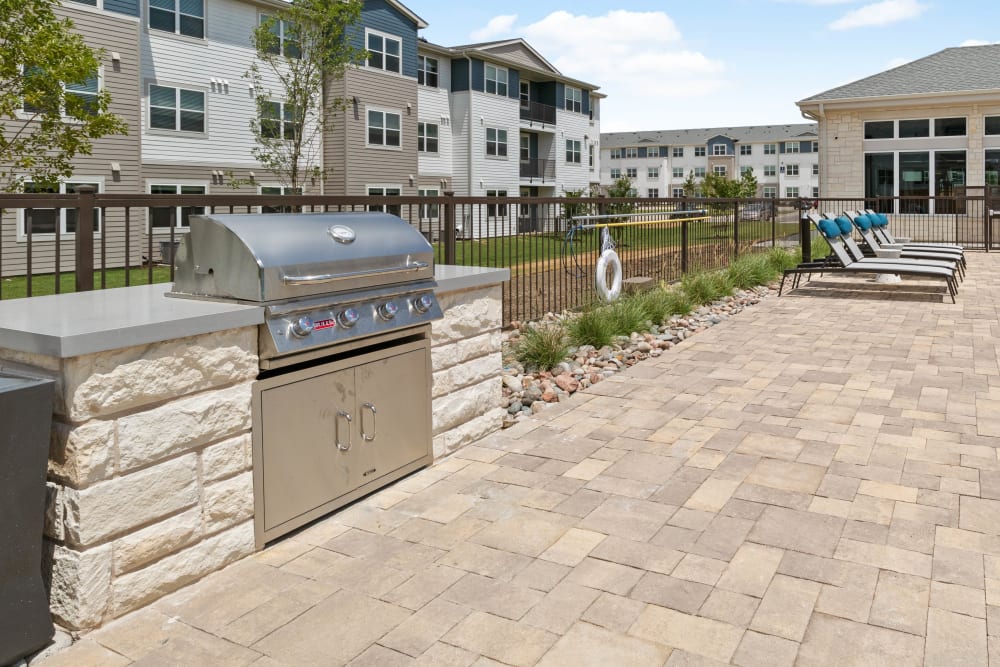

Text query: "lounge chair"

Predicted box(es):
[830, 214, 963, 279]
[779, 216, 958, 302]
[862, 209, 964, 252]
[843, 212, 965, 276]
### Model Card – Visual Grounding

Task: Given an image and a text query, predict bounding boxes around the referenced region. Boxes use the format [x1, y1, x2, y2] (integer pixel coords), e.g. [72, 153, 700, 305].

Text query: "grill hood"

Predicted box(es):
[170, 212, 435, 303]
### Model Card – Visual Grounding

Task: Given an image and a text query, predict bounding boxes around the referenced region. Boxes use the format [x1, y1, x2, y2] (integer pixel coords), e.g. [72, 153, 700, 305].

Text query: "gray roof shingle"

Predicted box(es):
[601, 124, 817, 148]
[799, 44, 1000, 103]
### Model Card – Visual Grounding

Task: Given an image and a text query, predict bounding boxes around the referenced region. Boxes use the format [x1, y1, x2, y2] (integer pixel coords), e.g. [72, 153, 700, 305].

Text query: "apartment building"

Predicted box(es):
[798, 44, 1000, 213]
[600, 124, 819, 200]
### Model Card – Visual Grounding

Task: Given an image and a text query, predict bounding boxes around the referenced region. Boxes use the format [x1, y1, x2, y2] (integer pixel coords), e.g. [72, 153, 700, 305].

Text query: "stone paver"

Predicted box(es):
[39, 255, 1000, 665]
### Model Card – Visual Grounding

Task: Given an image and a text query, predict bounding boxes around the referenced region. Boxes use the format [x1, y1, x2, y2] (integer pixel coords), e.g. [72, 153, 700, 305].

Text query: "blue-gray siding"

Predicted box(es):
[348, 0, 420, 78]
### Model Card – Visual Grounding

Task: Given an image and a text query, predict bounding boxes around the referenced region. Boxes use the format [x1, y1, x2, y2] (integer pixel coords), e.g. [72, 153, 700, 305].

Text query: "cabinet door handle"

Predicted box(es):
[336, 410, 353, 451]
[361, 402, 377, 442]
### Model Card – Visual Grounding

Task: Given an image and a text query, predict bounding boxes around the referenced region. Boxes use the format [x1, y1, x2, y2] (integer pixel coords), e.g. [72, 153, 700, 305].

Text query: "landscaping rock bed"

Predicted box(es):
[500, 284, 776, 427]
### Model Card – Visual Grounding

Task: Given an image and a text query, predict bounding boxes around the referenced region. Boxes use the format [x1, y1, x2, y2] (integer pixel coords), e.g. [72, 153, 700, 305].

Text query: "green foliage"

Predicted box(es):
[605, 298, 648, 336]
[680, 270, 733, 305]
[765, 247, 799, 273]
[245, 0, 365, 189]
[605, 176, 636, 219]
[664, 289, 695, 316]
[513, 323, 569, 372]
[631, 288, 676, 325]
[682, 171, 699, 197]
[566, 308, 616, 348]
[0, 0, 128, 191]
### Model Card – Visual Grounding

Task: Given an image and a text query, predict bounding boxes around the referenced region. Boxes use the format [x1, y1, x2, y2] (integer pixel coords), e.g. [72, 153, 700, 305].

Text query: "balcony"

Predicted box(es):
[520, 158, 555, 181]
[519, 101, 556, 126]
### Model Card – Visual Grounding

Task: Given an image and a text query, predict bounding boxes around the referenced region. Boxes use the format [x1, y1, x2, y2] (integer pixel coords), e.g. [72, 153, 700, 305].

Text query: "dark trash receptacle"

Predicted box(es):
[0, 373, 55, 665]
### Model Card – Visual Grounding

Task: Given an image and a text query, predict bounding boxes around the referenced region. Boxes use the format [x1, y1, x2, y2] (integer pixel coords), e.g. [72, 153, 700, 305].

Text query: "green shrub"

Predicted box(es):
[726, 255, 771, 290]
[632, 287, 675, 325]
[606, 297, 649, 336]
[664, 289, 694, 317]
[513, 323, 569, 371]
[765, 247, 799, 273]
[566, 308, 616, 348]
[681, 270, 733, 305]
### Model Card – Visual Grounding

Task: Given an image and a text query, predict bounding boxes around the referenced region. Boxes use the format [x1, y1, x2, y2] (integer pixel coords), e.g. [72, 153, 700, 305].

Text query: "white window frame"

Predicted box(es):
[785, 141, 800, 154]
[258, 185, 302, 213]
[417, 55, 438, 87]
[812, 163, 819, 176]
[740, 166, 753, 176]
[148, 83, 206, 133]
[786, 164, 800, 176]
[648, 167, 659, 179]
[694, 167, 706, 178]
[564, 86, 582, 113]
[786, 186, 800, 198]
[17, 178, 105, 240]
[610, 168, 621, 179]
[713, 165, 727, 176]
[147, 181, 208, 233]
[812, 186, 820, 198]
[712, 144, 727, 156]
[367, 108, 401, 149]
[610, 148, 623, 159]
[763, 165, 777, 177]
[764, 143, 776, 155]
[260, 100, 298, 141]
[258, 14, 300, 58]
[367, 185, 402, 216]
[672, 188, 684, 197]
[625, 147, 638, 159]
[148, 0, 204, 38]
[811, 141, 819, 153]
[566, 139, 581, 164]
[486, 189, 508, 217]
[418, 121, 438, 153]
[486, 126, 508, 158]
[647, 147, 659, 158]
[740, 144, 752, 156]
[365, 29, 401, 74]
[763, 186, 776, 198]
[418, 188, 439, 221]
[20, 66, 104, 120]
[626, 167, 638, 178]
[485, 64, 508, 96]
[647, 188, 659, 198]
[672, 147, 683, 158]
[672, 167, 684, 179]
[695, 146, 706, 157]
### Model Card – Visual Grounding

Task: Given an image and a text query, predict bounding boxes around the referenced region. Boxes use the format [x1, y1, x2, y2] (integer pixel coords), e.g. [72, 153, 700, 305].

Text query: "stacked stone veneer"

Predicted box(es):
[430, 283, 506, 458]
[0, 279, 505, 633]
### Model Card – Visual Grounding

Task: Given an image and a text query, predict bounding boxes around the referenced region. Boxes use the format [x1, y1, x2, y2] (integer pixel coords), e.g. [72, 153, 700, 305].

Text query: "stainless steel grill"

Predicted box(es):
[169, 212, 441, 546]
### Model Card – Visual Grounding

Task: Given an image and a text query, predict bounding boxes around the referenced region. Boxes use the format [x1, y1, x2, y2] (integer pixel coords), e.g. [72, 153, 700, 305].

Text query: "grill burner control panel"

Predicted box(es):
[265, 289, 443, 357]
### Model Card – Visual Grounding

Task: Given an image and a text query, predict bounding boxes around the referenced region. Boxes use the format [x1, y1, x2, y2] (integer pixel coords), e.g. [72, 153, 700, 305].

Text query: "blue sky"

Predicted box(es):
[414, 1, 1000, 132]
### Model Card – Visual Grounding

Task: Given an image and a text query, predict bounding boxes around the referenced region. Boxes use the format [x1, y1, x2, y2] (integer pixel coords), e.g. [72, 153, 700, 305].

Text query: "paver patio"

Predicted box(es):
[38, 254, 1000, 665]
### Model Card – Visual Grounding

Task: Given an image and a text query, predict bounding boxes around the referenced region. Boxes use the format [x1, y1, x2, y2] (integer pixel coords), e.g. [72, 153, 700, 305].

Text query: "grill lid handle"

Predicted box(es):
[282, 260, 430, 286]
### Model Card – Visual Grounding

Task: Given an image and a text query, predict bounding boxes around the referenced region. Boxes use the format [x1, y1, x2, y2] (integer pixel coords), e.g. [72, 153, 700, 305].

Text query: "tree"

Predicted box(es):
[701, 169, 758, 199]
[606, 176, 636, 219]
[245, 0, 365, 190]
[0, 0, 127, 192]
[682, 171, 699, 197]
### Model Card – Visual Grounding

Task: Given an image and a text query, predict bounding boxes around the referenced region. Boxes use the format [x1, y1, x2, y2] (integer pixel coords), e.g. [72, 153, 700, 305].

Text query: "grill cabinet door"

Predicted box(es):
[354, 347, 431, 482]
[259, 366, 359, 531]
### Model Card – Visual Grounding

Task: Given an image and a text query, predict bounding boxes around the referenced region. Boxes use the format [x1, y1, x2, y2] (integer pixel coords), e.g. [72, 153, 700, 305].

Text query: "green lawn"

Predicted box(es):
[1, 266, 174, 300]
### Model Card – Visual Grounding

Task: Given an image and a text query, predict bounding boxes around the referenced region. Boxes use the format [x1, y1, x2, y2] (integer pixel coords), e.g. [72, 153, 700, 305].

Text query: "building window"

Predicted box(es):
[367, 186, 402, 216]
[610, 148, 623, 159]
[625, 147, 638, 159]
[763, 143, 776, 155]
[367, 31, 401, 73]
[812, 163, 819, 176]
[589, 144, 594, 168]
[418, 122, 438, 153]
[811, 141, 819, 153]
[149, 0, 204, 38]
[22, 66, 101, 116]
[784, 142, 800, 154]
[19, 181, 102, 237]
[566, 139, 581, 163]
[812, 187, 820, 198]
[610, 168, 621, 179]
[647, 188, 659, 198]
[565, 86, 582, 113]
[986, 117, 1000, 136]
[672, 167, 684, 179]
[740, 144, 752, 156]
[712, 144, 727, 156]
[367, 109, 401, 147]
[647, 147, 660, 158]
[626, 167, 637, 178]
[149, 184, 204, 229]
[486, 127, 507, 157]
[486, 190, 508, 217]
[519, 81, 529, 104]
[260, 101, 299, 140]
[485, 64, 508, 96]
[672, 147, 683, 158]
[259, 15, 300, 58]
[672, 187, 684, 197]
[899, 119, 929, 138]
[694, 167, 706, 178]
[648, 167, 659, 179]
[418, 188, 439, 220]
[763, 165, 776, 177]
[786, 164, 799, 176]
[864, 121, 894, 139]
[786, 187, 799, 198]
[695, 146, 706, 157]
[713, 165, 726, 176]
[934, 117, 966, 137]
[740, 166, 753, 176]
[418, 55, 438, 87]
[149, 84, 204, 132]
[986, 150, 1000, 185]
[259, 185, 302, 213]
[763, 186, 776, 198]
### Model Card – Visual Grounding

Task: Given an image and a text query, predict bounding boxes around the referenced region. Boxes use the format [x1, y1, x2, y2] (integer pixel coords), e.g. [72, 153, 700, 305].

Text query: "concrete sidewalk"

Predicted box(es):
[40, 255, 1000, 666]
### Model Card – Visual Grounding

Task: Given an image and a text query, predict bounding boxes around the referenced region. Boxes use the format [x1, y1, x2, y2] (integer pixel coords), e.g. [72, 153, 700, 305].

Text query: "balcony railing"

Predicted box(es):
[519, 101, 556, 125]
[520, 158, 555, 180]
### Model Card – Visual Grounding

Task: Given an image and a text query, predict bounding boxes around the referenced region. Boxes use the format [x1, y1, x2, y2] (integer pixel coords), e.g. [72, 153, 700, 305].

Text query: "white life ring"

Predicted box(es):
[595, 248, 623, 302]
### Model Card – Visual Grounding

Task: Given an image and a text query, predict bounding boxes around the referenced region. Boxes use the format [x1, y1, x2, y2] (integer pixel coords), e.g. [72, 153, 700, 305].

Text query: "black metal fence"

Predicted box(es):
[2, 190, 997, 324]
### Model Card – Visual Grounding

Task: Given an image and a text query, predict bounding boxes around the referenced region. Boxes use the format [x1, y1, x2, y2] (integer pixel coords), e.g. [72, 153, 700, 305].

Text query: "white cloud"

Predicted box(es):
[828, 0, 928, 30]
[960, 39, 996, 46]
[469, 14, 518, 42]
[885, 56, 912, 68]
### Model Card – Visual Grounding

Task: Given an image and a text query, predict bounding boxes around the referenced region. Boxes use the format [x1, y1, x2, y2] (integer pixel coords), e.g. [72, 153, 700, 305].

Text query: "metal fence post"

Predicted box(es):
[681, 217, 689, 275]
[442, 190, 456, 265]
[799, 206, 812, 264]
[733, 201, 740, 259]
[75, 185, 96, 292]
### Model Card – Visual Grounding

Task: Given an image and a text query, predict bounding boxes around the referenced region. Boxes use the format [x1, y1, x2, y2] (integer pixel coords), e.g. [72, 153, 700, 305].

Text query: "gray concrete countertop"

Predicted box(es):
[0, 265, 509, 359]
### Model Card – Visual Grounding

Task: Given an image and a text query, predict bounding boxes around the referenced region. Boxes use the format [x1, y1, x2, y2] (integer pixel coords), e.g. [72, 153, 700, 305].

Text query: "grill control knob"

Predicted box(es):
[290, 315, 314, 337]
[413, 294, 435, 313]
[338, 307, 360, 328]
[377, 301, 399, 321]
